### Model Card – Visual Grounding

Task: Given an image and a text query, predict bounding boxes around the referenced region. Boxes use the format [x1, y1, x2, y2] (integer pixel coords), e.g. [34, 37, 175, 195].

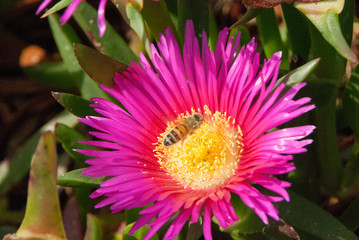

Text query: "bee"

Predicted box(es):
[163, 112, 204, 147]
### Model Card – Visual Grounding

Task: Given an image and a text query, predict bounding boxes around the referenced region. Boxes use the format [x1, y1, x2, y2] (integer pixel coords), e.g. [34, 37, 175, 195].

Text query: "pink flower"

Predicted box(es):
[36, 0, 108, 37]
[78, 21, 315, 240]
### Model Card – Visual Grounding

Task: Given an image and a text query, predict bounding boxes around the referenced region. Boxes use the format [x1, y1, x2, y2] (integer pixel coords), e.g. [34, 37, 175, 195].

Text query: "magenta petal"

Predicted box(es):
[59, 0, 83, 24]
[203, 201, 213, 240]
[97, 0, 107, 37]
[36, 0, 52, 15]
[76, 20, 316, 240]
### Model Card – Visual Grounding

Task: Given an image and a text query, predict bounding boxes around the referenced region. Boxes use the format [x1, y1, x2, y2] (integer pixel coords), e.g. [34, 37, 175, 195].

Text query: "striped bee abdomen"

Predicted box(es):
[163, 124, 188, 146]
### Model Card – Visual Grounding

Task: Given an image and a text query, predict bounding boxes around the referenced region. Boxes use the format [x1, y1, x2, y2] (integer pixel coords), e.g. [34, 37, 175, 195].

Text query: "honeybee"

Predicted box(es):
[163, 113, 204, 147]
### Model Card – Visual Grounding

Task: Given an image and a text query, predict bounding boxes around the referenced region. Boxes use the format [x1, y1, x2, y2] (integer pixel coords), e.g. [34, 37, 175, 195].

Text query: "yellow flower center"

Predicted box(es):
[154, 106, 243, 190]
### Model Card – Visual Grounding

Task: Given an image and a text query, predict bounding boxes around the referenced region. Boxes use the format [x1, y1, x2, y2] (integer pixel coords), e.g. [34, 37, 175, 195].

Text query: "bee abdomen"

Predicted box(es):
[163, 124, 187, 146]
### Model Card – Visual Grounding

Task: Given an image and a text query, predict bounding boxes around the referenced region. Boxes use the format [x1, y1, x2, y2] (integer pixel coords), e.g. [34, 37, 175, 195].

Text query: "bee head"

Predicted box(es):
[193, 113, 203, 123]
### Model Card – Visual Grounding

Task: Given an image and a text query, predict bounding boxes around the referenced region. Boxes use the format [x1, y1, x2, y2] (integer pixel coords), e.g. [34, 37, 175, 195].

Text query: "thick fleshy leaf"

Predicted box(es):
[15, 132, 66, 240]
[294, 0, 357, 62]
[141, 0, 178, 42]
[74, 44, 127, 87]
[281, 3, 310, 60]
[41, 0, 72, 18]
[55, 123, 96, 164]
[73, 2, 138, 64]
[230, 8, 264, 29]
[122, 223, 159, 240]
[58, 169, 104, 187]
[178, 0, 208, 42]
[343, 64, 359, 140]
[0, 111, 77, 196]
[256, 8, 289, 69]
[277, 58, 320, 88]
[277, 191, 359, 240]
[84, 214, 102, 240]
[52, 92, 98, 118]
[48, 13, 106, 99]
[341, 64, 359, 192]
[23, 62, 77, 89]
[208, 7, 218, 50]
[111, 0, 151, 54]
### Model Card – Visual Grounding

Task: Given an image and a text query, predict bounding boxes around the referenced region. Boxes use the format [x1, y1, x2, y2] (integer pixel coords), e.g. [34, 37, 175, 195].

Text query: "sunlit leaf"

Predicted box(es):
[74, 44, 128, 87]
[73, 2, 138, 64]
[294, 0, 357, 62]
[58, 169, 104, 187]
[112, 0, 151, 54]
[11, 132, 66, 240]
[41, 0, 72, 18]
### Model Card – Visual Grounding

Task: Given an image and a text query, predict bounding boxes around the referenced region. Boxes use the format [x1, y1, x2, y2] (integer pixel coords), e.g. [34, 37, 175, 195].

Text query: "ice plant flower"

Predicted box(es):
[78, 21, 315, 240]
[36, 0, 108, 37]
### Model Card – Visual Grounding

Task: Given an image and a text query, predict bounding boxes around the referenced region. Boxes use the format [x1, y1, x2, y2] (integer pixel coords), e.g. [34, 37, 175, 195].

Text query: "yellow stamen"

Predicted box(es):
[154, 106, 243, 189]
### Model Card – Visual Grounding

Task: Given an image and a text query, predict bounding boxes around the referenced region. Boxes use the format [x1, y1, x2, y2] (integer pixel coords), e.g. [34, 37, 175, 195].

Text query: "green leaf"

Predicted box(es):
[23, 62, 77, 89]
[84, 214, 103, 240]
[339, 195, 359, 232]
[73, 2, 138, 64]
[178, 0, 208, 44]
[52, 92, 98, 118]
[277, 191, 359, 240]
[208, 6, 218, 51]
[141, 0, 178, 42]
[230, 8, 264, 29]
[0, 111, 78, 196]
[58, 169, 104, 187]
[55, 123, 95, 164]
[48, 13, 81, 75]
[15, 132, 67, 240]
[122, 223, 159, 240]
[281, 3, 310, 60]
[42, 0, 72, 18]
[338, 0, 354, 46]
[48, 13, 106, 100]
[294, 0, 357, 62]
[74, 43, 128, 87]
[276, 58, 320, 88]
[112, 1, 151, 54]
[256, 8, 289, 70]
[343, 64, 359, 141]
[341, 64, 359, 194]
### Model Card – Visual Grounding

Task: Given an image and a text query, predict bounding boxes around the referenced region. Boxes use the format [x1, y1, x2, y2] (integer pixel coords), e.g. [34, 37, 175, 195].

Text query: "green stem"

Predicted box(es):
[313, 92, 343, 193]
[308, 23, 345, 193]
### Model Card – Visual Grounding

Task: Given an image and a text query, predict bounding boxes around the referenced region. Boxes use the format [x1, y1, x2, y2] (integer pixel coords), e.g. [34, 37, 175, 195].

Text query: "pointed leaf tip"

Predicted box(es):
[16, 131, 67, 240]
